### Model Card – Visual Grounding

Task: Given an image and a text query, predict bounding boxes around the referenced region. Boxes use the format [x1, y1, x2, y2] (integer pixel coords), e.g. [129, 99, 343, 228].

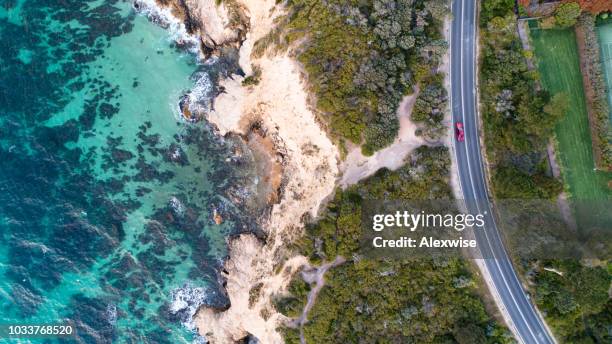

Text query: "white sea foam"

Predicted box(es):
[169, 196, 185, 214]
[169, 284, 217, 332]
[231, 185, 254, 200]
[169, 196, 185, 217]
[171, 146, 182, 160]
[106, 304, 117, 326]
[170, 72, 215, 123]
[133, 0, 201, 55]
[20, 240, 52, 254]
[187, 71, 214, 117]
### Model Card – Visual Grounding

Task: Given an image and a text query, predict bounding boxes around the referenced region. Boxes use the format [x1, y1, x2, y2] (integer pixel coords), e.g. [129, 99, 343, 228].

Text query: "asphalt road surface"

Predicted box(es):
[450, 0, 556, 343]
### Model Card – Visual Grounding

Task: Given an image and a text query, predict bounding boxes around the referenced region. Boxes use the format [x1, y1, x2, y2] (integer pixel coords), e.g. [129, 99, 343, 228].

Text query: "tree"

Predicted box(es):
[553, 289, 577, 314]
[555, 2, 582, 27]
[480, 0, 515, 24]
[543, 92, 569, 121]
[454, 323, 487, 344]
[424, 0, 449, 21]
[411, 75, 448, 141]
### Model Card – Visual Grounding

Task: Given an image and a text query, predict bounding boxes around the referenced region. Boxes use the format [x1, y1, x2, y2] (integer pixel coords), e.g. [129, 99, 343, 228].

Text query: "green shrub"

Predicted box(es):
[531, 260, 611, 342]
[241, 65, 262, 86]
[411, 74, 448, 141]
[555, 2, 582, 28]
[273, 277, 311, 318]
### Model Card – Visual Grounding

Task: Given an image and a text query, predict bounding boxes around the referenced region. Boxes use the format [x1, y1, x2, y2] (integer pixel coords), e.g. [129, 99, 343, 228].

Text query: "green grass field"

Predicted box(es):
[530, 27, 612, 200]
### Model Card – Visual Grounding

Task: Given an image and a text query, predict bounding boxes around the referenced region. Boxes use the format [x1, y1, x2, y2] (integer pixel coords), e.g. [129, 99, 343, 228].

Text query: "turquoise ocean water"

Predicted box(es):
[0, 0, 258, 342]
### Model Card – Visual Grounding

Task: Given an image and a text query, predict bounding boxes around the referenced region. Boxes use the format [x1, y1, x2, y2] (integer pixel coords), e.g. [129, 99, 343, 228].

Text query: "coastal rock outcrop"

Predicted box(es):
[152, 0, 249, 58]
[145, 0, 340, 342]
[190, 1, 340, 343]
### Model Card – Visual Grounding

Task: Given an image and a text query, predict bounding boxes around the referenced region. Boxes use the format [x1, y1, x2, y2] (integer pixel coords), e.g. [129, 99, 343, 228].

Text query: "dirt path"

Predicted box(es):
[517, 20, 537, 72]
[297, 256, 346, 344]
[339, 87, 428, 188]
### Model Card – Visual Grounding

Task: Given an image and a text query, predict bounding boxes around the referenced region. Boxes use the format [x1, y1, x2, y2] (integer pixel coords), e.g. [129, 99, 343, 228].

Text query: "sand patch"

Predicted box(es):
[338, 83, 433, 188]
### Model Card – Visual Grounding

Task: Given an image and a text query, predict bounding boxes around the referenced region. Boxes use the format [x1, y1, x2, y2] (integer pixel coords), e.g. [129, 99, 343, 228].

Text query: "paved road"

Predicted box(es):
[449, 0, 555, 343]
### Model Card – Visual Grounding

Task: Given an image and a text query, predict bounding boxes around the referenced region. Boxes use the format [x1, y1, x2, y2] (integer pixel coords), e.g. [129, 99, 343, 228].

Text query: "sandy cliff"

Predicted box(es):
[153, 0, 340, 342]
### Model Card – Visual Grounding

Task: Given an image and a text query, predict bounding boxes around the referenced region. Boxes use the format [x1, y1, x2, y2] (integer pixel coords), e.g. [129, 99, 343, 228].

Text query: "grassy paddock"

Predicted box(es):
[530, 27, 612, 200]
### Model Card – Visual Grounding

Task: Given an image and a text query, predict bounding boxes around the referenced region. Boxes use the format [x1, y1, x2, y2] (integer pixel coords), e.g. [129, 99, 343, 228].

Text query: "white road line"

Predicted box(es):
[466, 4, 549, 339]
[450, 5, 523, 343]
[454, 0, 538, 342]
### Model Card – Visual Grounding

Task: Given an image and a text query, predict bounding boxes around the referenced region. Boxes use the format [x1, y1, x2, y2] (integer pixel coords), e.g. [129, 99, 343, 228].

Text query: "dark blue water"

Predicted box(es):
[0, 0, 258, 342]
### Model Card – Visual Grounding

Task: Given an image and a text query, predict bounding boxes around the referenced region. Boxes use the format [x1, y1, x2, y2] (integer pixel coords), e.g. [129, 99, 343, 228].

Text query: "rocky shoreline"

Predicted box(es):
[142, 0, 340, 342]
[143, 0, 249, 58]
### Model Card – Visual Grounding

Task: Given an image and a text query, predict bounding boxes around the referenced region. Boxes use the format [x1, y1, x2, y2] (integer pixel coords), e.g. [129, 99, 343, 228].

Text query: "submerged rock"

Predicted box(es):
[213, 207, 223, 225]
[179, 93, 201, 121]
[237, 333, 260, 344]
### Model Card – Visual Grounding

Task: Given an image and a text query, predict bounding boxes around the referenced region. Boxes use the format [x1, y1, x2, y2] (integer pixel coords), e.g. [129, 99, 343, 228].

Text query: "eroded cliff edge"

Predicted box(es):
[149, 0, 340, 342]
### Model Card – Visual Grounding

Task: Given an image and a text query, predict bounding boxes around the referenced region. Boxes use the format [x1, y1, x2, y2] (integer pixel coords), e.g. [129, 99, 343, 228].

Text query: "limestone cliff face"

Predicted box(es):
[154, 0, 249, 58]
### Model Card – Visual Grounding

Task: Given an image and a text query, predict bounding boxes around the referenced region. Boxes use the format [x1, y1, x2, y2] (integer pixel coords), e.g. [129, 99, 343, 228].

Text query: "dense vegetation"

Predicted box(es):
[411, 73, 448, 140]
[299, 258, 512, 343]
[270, 0, 449, 154]
[532, 260, 611, 343]
[554, 2, 582, 28]
[539, 2, 584, 29]
[301, 146, 452, 260]
[272, 275, 310, 318]
[576, 13, 612, 170]
[479, 6, 564, 199]
[276, 147, 514, 343]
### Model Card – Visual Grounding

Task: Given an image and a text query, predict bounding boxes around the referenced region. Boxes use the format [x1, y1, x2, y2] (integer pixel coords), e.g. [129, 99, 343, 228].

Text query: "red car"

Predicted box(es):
[455, 122, 465, 142]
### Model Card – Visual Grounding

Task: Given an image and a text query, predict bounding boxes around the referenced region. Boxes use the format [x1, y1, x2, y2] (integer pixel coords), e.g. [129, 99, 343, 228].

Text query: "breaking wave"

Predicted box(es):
[133, 0, 201, 55]
[188, 71, 214, 114]
[169, 283, 223, 342]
